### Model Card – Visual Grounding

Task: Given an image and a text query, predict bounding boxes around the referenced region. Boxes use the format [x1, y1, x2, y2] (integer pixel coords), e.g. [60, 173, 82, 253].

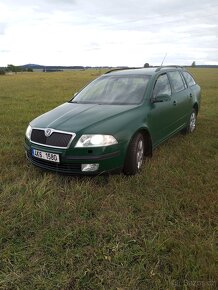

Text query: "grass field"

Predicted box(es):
[0, 68, 217, 290]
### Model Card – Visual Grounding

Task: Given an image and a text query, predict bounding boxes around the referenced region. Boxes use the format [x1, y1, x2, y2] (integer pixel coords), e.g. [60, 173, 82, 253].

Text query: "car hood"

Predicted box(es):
[31, 102, 139, 133]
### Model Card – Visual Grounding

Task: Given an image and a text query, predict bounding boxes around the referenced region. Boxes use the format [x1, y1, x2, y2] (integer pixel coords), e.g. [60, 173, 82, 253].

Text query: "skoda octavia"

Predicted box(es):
[25, 66, 201, 175]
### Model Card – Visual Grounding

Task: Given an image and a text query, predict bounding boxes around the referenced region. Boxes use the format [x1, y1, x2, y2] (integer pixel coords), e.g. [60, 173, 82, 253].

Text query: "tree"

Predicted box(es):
[191, 61, 196, 67]
[144, 63, 149, 68]
[6, 64, 22, 73]
[6, 64, 14, 72]
[0, 69, 5, 75]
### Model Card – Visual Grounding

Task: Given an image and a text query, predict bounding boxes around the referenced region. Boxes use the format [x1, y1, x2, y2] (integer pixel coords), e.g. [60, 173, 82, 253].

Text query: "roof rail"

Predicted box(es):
[105, 67, 141, 74]
[155, 65, 184, 72]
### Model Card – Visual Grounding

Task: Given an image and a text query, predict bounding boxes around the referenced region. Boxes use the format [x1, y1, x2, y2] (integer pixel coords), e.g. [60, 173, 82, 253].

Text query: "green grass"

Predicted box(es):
[0, 69, 217, 289]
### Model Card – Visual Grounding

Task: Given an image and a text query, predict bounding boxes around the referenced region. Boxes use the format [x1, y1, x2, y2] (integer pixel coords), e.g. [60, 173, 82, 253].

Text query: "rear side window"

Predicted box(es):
[168, 71, 185, 92]
[153, 74, 171, 97]
[182, 72, 196, 87]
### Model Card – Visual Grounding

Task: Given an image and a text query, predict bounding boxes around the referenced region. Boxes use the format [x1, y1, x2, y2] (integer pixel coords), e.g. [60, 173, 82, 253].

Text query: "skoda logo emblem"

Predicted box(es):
[45, 128, 52, 137]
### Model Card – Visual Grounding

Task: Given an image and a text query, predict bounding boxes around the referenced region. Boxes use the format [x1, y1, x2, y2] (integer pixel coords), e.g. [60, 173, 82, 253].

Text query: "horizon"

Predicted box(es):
[1, 63, 218, 69]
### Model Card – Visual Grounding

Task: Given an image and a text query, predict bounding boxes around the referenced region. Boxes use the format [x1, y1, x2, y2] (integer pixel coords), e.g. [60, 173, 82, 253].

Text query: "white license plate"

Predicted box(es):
[32, 149, 60, 163]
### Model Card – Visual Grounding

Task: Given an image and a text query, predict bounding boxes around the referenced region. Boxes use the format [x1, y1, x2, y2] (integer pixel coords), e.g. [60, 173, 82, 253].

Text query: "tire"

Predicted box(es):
[182, 109, 197, 134]
[123, 133, 145, 175]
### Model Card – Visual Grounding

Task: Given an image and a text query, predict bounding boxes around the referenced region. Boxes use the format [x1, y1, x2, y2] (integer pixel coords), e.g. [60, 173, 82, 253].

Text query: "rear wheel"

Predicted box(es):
[182, 109, 197, 134]
[123, 133, 145, 175]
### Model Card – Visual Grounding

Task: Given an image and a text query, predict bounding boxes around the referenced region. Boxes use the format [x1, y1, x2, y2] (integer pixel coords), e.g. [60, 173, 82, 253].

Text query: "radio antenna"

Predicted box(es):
[160, 53, 167, 66]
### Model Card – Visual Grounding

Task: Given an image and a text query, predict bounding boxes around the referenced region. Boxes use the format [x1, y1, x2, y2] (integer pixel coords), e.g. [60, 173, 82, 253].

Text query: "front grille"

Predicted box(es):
[27, 152, 81, 173]
[30, 129, 74, 148]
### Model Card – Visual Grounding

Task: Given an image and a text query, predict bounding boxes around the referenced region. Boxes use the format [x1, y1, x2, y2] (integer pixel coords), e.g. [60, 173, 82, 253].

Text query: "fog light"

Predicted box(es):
[81, 163, 99, 172]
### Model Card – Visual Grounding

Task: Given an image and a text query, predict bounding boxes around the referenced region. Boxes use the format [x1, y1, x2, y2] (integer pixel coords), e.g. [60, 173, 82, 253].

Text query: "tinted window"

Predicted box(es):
[168, 71, 185, 92]
[183, 72, 196, 87]
[153, 74, 171, 97]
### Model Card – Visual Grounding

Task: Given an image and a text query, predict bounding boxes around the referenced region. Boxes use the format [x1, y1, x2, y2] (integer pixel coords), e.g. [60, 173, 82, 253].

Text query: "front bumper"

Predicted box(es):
[25, 141, 124, 174]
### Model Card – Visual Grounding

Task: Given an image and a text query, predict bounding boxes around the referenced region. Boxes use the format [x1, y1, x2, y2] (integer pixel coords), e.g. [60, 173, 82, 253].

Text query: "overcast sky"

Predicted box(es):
[0, 0, 217, 67]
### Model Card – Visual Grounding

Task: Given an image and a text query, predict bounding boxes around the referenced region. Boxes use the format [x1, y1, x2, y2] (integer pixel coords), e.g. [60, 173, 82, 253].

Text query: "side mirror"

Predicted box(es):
[152, 94, 171, 103]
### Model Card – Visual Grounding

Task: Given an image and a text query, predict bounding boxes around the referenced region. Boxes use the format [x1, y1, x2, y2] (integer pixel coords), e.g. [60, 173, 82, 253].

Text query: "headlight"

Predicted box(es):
[75, 134, 118, 147]
[25, 125, 32, 140]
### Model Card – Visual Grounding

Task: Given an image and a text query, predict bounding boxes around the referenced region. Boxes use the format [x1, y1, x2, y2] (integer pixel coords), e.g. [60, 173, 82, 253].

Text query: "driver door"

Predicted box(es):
[148, 73, 176, 146]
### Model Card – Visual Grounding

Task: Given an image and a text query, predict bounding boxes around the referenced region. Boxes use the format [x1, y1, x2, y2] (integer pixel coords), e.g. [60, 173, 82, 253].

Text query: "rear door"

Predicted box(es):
[167, 70, 192, 130]
[182, 71, 201, 109]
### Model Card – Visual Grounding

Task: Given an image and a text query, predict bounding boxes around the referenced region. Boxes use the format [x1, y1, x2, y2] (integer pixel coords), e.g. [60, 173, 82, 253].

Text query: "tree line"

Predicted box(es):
[0, 64, 33, 75]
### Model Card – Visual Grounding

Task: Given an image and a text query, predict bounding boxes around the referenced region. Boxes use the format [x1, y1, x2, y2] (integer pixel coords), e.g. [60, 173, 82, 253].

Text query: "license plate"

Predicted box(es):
[32, 149, 60, 163]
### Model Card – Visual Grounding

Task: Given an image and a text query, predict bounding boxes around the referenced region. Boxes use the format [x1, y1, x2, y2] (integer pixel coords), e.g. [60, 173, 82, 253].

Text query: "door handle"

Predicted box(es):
[173, 100, 177, 106]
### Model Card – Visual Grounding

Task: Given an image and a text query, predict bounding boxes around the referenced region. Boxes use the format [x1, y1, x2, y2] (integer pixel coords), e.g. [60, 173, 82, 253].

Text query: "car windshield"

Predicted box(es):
[71, 75, 151, 105]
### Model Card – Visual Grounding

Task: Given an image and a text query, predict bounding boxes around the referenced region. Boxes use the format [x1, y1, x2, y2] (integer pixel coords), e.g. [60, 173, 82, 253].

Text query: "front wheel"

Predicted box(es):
[123, 133, 145, 175]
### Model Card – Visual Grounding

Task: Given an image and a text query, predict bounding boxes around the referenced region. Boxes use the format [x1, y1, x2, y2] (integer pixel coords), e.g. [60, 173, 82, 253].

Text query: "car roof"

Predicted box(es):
[105, 66, 185, 76]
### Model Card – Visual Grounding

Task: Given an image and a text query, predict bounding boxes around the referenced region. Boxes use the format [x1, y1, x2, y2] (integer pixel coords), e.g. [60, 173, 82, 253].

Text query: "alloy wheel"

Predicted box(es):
[190, 111, 196, 132]
[136, 139, 144, 169]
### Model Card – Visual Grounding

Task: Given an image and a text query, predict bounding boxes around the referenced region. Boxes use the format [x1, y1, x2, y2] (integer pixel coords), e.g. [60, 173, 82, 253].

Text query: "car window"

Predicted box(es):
[79, 78, 106, 100]
[180, 72, 188, 88]
[153, 74, 171, 97]
[73, 75, 150, 105]
[182, 72, 196, 87]
[168, 71, 186, 92]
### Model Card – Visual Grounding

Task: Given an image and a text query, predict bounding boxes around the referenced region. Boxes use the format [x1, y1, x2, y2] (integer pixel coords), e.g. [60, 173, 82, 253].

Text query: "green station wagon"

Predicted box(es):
[25, 66, 201, 175]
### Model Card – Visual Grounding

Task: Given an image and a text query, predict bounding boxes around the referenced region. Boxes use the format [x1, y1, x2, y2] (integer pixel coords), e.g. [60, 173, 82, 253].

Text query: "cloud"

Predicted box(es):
[0, 49, 10, 53]
[0, 0, 217, 66]
[0, 23, 6, 35]
[2, 0, 76, 11]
